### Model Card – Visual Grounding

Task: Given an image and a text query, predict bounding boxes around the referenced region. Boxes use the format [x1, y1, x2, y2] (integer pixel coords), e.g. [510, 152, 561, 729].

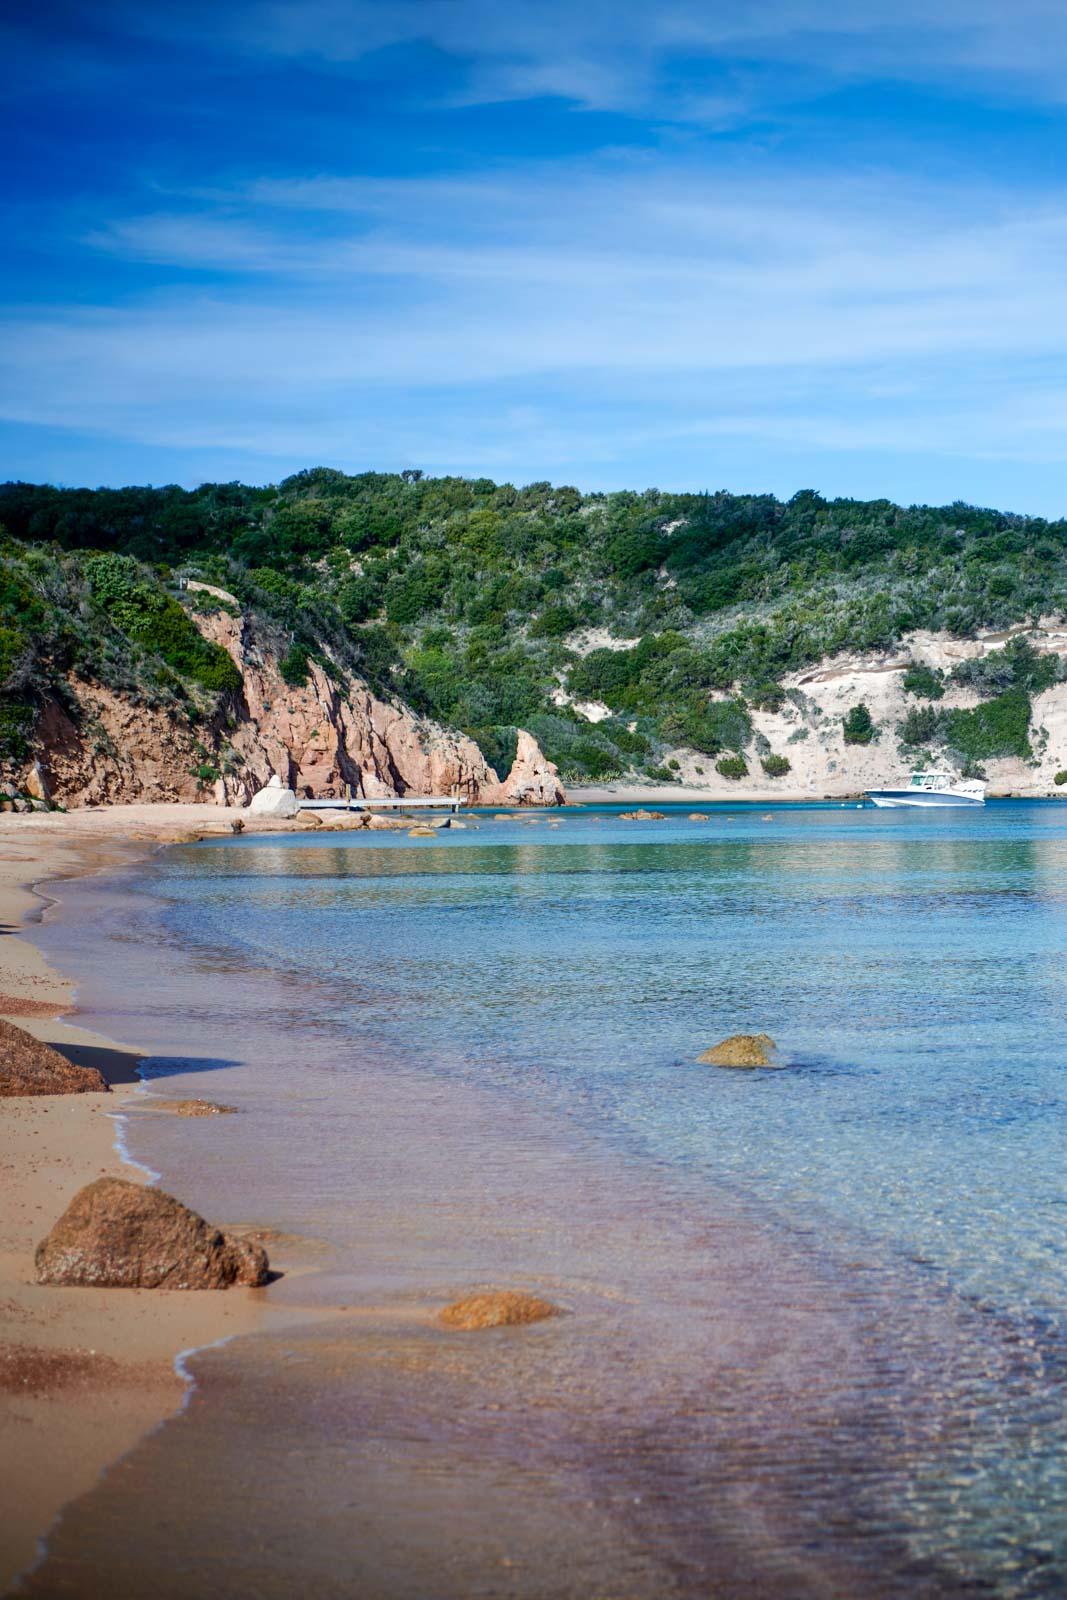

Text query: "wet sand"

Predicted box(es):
[0, 811, 344, 1593]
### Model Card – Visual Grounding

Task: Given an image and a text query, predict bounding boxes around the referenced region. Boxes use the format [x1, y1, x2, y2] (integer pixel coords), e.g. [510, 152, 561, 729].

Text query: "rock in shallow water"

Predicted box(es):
[0, 1019, 108, 1097]
[35, 1177, 269, 1289]
[620, 809, 666, 821]
[698, 1033, 778, 1068]
[438, 1290, 560, 1330]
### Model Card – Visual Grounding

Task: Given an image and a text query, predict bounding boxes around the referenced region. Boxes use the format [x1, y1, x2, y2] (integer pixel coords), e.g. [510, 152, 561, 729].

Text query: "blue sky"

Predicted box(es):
[4, 1, 1067, 511]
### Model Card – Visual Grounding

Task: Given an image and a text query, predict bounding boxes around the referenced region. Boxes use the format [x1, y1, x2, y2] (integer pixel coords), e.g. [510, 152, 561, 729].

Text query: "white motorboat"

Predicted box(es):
[865, 771, 986, 808]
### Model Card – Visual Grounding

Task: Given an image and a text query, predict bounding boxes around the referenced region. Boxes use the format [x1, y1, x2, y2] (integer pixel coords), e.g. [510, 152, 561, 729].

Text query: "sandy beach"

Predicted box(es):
[0, 806, 351, 1593]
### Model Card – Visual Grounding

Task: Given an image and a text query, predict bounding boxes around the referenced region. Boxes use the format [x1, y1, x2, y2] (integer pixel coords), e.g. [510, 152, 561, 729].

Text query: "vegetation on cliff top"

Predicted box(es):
[2, 469, 1066, 779]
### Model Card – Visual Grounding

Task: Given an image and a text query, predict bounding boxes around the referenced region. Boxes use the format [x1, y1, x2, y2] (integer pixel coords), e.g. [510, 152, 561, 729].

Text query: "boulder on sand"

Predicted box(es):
[247, 775, 299, 819]
[439, 1289, 560, 1331]
[0, 1019, 108, 1097]
[35, 1177, 270, 1289]
[698, 1033, 777, 1069]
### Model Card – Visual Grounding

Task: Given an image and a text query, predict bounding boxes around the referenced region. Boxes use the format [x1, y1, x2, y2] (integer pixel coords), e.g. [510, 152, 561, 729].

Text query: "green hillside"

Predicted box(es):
[2, 470, 1066, 781]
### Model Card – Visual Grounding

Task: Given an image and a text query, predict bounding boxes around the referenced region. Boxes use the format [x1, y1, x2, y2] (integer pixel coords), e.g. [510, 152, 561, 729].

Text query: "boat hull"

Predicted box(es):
[866, 791, 985, 808]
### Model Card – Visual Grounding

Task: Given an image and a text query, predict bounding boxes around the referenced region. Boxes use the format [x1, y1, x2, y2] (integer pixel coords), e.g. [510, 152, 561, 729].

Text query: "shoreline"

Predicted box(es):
[3, 800, 1053, 1596]
[0, 810, 332, 1594]
[566, 781, 1067, 804]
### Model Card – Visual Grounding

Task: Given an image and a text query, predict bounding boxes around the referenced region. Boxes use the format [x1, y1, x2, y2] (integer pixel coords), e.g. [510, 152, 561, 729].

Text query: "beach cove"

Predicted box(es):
[2, 802, 1067, 1596]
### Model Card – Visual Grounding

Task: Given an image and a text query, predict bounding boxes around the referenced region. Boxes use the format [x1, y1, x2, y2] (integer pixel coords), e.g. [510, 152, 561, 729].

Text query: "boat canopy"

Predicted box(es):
[908, 771, 956, 788]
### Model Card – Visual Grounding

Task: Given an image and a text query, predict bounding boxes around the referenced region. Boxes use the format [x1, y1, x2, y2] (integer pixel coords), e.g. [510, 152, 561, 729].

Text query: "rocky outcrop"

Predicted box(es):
[439, 1290, 560, 1330]
[247, 775, 299, 817]
[620, 809, 666, 821]
[698, 1033, 777, 1069]
[35, 1177, 269, 1289]
[0, 1020, 109, 1096]
[485, 729, 565, 806]
[22, 608, 566, 810]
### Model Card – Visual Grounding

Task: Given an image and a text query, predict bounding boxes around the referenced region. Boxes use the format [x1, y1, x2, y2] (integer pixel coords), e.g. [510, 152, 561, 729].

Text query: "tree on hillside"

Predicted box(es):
[843, 703, 876, 745]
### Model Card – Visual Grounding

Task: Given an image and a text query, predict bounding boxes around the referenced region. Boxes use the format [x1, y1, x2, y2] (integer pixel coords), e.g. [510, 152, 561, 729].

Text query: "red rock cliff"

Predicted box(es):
[23, 609, 566, 808]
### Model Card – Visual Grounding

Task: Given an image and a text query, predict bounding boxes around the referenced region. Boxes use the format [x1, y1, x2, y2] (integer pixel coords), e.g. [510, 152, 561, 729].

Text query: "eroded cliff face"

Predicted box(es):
[655, 619, 1067, 798]
[23, 610, 566, 809]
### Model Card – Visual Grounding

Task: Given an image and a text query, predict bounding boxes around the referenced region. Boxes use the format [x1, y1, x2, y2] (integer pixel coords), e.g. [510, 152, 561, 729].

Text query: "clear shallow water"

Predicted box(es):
[164, 803, 1067, 1322]
[29, 802, 1067, 1597]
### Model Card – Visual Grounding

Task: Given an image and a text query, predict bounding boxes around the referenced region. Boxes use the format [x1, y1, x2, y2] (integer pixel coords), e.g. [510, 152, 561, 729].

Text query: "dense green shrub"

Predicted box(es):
[608, 724, 650, 756]
[337, 575, 382, 625]
[843, 703, 876, 744]
[716, 754, 748, 779]
[1055, 770, 1067, 786]
[85, 555, 241, 693]
[529, 604, 577, 639]
[669, 697, 751, 755]
[902, 663, 945, 699]
[761, 753, 791, 776]
[943, 687, 1032, 760]
[279, 644, 311, 687]
[606, 525, 665, 579]
[950, 638, 1061, 697]
[899, 705, 944, 746]
[748, 680, 786, 712]
[0, 700, 33, 760]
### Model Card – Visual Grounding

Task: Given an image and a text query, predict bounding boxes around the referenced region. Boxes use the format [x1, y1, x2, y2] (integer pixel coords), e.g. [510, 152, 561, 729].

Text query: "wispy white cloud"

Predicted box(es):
[112, 0, 1067, 117]
[11, 2, 1067, 504]
[7, 155, 1067, 492]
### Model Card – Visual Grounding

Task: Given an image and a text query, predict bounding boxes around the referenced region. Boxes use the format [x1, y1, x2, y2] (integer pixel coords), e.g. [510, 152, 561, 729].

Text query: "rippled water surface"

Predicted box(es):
[31, 802, 1067, 1597]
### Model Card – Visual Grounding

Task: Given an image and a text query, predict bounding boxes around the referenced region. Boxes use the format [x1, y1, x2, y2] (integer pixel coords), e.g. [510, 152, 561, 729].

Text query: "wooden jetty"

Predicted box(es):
[296, 791, 467, 814]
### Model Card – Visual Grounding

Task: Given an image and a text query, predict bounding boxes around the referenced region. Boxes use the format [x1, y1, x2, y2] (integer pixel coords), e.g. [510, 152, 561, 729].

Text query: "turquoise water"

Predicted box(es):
[168, 803, 1067, 1324]
[35, 801, 1067, 1596]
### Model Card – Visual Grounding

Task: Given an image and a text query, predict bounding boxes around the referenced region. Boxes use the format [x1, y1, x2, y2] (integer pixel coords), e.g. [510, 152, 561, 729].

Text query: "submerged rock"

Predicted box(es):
[439, 1290, 560, 1331]
[35, 1177, 269, 1289]
[143, 1098, 237, 1117]
[407, 825, 437, 837]
[698, 1033, 778, 1069]
[688, 813, 711, 822]
[620, 809, 666, 821]
[0, 1020, 109, 1097]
